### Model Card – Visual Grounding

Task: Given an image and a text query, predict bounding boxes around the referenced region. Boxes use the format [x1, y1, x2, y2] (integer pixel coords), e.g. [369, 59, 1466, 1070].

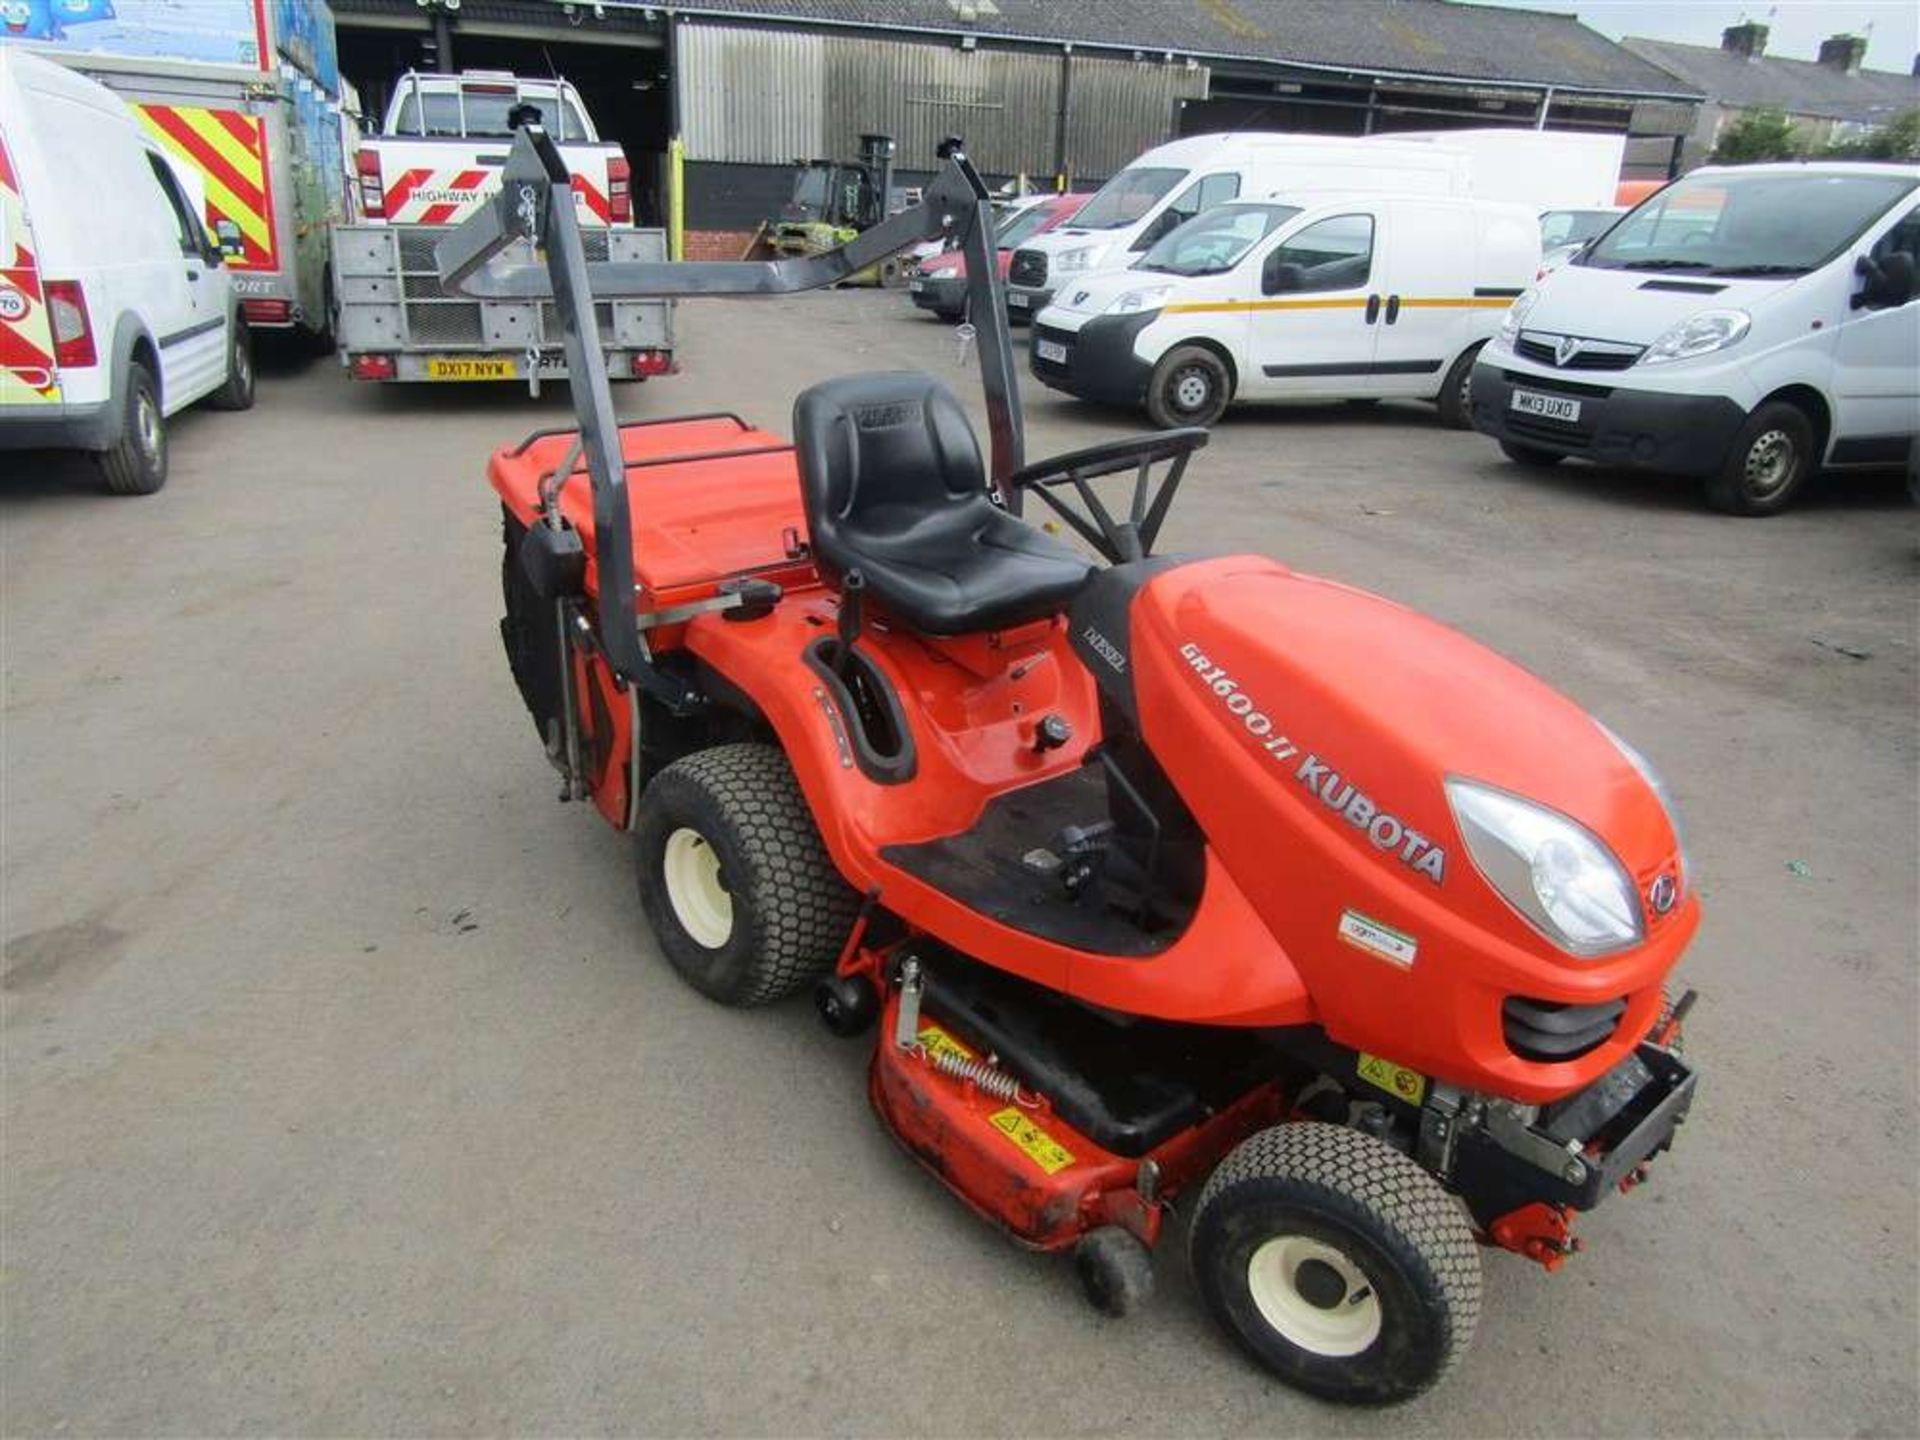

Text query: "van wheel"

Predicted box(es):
[1499, 440, 1564, 468]
[1704, 401, 1815, 516]
[208, 320, 255, 411]
[1436, 343, 1483, 429]
[1146, 345, 1231, 429]
[98, 362, 167, 496]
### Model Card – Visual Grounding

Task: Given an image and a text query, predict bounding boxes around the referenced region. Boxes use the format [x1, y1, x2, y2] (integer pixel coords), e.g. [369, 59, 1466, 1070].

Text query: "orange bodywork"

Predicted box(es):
[490, 415, 1695, 1107]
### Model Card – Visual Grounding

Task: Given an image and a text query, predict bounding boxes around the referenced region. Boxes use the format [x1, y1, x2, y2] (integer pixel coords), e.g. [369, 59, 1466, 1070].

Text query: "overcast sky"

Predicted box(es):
[1461, 0, 1919, 73]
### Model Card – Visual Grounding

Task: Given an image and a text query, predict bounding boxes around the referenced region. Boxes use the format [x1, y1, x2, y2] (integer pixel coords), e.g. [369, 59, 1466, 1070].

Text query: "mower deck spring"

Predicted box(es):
[920, 1044, 1037, 1108]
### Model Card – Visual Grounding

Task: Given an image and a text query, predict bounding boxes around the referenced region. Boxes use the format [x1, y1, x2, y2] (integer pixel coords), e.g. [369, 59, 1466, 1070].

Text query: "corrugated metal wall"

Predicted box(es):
[680, 22, 1208, 181]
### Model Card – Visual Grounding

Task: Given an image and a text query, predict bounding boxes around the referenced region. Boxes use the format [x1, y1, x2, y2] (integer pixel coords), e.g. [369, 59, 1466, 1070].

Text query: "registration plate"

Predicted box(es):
[909, 279, 925, 293]
[1008, 291, 1031, 309]
[426, 357, 515, 381]
[1510, 388, 1581, 423]
[1035, 339, 1067, 364]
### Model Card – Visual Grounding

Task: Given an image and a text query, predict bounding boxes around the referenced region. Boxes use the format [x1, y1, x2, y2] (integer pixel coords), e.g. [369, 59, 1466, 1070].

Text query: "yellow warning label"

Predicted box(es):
[989, 1107, 1076, 1175]
[916, 1023, 974, 1066]
[1357, 1053, 1428, 1106]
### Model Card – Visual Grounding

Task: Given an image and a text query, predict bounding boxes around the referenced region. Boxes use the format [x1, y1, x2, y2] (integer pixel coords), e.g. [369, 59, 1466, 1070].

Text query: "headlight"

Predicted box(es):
[1446, 778, 1644, 957]
[1106, 285, 1172, 315]
[1496, 287, 1539, 347]
[1596, 722, 1690, 897]
[1639, 309, 1750, 366]
[1055, 245, 1103, 274]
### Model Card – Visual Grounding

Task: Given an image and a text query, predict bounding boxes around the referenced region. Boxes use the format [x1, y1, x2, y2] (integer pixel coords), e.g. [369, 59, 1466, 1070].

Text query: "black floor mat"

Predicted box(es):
[881, 766, 1190, 956]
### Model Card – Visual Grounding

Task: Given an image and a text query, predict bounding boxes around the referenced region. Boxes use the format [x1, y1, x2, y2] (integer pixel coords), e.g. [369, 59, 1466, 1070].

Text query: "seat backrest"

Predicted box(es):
[794, 371, 991, 580]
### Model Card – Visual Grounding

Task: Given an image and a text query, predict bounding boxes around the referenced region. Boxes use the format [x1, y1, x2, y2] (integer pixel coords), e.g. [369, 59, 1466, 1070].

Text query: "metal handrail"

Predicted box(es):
[436, 126, 1025, 698]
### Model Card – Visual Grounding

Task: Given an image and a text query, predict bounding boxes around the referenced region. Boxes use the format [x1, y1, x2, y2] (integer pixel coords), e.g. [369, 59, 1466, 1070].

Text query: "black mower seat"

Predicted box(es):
[794, 372, 1093, 635]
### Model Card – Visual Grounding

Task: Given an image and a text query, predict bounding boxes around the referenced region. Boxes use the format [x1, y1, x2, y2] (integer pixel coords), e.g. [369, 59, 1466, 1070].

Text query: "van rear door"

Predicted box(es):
[0, 127, 62, 407]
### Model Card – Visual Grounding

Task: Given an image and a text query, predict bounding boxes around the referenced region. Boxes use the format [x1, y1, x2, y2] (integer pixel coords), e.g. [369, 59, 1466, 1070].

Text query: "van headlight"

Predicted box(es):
[1446, 778, 1644, 957]
[1107, 285, 1173, 315]
[1496, 288, 1539, 348]
[1055, 245, 1103, 275]
[1639, 309, 1750, 366]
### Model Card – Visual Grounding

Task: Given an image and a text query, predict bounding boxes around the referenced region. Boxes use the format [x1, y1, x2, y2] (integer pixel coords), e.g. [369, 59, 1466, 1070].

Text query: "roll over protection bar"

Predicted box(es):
[436, 127, 1024, 693]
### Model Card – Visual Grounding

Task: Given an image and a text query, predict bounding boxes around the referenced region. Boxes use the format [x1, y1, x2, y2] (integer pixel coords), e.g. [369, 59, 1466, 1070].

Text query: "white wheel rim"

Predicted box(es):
[1174, 369, 1211, 411]
[662, 827, 732, 949]
[1246, 1234, 1382, 1358]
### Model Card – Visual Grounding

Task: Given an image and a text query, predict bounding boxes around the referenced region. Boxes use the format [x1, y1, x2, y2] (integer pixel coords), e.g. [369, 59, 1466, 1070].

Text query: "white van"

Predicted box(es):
[0, 50, 251, 495]
[1381, 128, 1625, 209]
[1471, 162, 1919, 514]
[1030, 194, 1539, 429]
[1004, 133, 1470, 319]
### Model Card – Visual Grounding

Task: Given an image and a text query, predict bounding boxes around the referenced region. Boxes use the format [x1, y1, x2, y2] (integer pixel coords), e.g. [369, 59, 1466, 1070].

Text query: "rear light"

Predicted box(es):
[241, 298, 293, 326]
[350, 353, 396, 381]
[630, 349, 672, 377]
[43, 280, 96, 368]
[355, 149, 385, 219]
[607, 156, 631, 224]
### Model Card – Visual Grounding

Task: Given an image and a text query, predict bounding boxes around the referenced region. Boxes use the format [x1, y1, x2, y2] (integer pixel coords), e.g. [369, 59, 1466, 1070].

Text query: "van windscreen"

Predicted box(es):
[1581, 171, 1916, 278]
[1072, 167, 1186, 230]
[1137, 203, 1302, 275]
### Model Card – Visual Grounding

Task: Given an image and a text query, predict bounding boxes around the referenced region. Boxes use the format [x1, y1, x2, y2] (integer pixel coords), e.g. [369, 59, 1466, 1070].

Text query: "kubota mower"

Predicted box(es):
[441, 129, 1700, 1405]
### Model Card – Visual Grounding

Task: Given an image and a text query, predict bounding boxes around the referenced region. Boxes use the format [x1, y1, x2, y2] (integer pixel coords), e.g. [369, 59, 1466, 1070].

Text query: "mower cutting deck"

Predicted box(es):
[447, 127, 1700, 1405]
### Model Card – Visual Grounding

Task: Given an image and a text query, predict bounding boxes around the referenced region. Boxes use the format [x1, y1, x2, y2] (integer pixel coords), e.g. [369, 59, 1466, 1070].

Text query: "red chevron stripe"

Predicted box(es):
[144, 105, 266, 216]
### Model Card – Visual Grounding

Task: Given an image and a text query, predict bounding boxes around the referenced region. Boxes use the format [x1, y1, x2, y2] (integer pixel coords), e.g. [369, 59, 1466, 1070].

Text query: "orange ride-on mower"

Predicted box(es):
[441, 130, 1700, 1405]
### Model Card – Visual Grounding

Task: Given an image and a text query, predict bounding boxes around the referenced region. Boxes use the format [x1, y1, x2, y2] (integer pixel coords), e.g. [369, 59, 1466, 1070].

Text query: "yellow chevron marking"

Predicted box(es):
[134, 108, 271, 255]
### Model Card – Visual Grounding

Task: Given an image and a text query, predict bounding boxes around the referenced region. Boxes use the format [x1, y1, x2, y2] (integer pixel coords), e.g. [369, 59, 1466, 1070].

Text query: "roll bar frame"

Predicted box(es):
[436, 126, 1024, 690]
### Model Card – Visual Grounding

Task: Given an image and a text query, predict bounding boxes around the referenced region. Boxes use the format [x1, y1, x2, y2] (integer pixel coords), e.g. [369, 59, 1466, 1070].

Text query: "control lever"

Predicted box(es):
[835, 569, 867, 682]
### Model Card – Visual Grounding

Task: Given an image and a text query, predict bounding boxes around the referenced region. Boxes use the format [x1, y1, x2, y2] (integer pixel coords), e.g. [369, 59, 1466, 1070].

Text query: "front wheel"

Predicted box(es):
[1145, 345, 1231, 429]
[1704, 400, 1816, 516]
[1436, 343, 1483, 429]
[635, 744, 859, 1006]
[1188, 1123, 1481, 1405]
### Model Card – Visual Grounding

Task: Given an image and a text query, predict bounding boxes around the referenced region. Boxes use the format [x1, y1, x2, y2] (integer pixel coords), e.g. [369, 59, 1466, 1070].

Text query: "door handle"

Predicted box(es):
[1385, 294, 1401, 324]
[1364, 293, 1381, 324]
[185, 268, 200, 282]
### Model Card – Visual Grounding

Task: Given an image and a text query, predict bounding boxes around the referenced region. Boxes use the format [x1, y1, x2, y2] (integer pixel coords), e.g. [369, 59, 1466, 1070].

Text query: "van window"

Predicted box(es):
[146, 154, 206, 258]
[394, 86, 588, 140]
[1540, 208, 1618, 248]
[1130, 172, 1242, 251]
[1871, 207, 1919, 269]
[1137, 203, 1302, 276]
[1267, 214, 1374, 291]
[1583, 170, 1917, 278]
[1071, 167, 1185, 230]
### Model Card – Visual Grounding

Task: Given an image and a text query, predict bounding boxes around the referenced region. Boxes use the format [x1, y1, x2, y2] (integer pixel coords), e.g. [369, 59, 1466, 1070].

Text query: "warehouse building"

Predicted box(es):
[332, 0, 1703, 258]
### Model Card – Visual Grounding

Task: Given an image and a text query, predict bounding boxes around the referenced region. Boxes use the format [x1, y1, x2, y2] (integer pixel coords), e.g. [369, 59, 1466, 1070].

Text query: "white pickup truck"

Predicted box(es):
[332, 71, 673, 384]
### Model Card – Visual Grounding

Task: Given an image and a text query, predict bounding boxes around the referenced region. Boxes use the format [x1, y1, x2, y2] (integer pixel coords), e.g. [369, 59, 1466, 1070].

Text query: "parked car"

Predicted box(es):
[1030, 194, 1538, 429]
[910, 192, 1090, 321]
[1472, 161, 1919, 515]
[1, 50, 251, 495]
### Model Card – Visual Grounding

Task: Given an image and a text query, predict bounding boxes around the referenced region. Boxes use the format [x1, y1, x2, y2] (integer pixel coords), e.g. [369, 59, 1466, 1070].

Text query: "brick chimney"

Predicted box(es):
[1817, 33, 1867, 74]
[1721, 21, 1769, 60]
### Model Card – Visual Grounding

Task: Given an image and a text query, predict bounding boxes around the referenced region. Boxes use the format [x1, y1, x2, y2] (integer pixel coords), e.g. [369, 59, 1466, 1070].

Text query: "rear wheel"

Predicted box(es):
[1499, 439, 1564, 468]
[97, 361, 167, 496]
[635, 744, 859, 1006]
[1436, 343, 1484, 429]
[207, 319, 255, 411]
[1704, 400, 1816, 516]
[1146, 345, 1231, 429]
[1188, 1123, 1481, 1405]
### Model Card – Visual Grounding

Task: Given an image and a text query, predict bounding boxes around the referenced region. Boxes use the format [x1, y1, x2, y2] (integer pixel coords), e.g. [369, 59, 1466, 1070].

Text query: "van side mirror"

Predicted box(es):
[1263, 254, 1307, 295]
[1854, 250, 1915, 309]
[1130, 208, 1184, 251]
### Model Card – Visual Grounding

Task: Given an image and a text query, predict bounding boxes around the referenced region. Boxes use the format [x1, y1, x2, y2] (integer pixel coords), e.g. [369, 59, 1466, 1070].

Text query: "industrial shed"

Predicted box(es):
[331, 0, 1703, 258]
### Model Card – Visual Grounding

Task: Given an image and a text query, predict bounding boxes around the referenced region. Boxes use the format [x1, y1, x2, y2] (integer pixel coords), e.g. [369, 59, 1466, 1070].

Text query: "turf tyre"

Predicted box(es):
[1188, 1122, 1481, 1405]
[636, 743, 859, 1006]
